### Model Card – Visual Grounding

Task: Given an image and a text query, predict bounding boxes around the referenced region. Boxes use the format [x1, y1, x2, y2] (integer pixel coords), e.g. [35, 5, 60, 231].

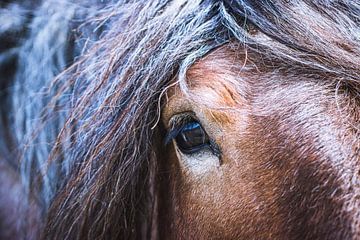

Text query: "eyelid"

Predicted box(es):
[168, 112, 197, 127]
[164, 113, 197, 145]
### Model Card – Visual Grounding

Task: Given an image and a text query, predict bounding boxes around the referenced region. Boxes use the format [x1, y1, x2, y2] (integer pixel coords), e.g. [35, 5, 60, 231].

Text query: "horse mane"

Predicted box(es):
[0, 0, 359, 239]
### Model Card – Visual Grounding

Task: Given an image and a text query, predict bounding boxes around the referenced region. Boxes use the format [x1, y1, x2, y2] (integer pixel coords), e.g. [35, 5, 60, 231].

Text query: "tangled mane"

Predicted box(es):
[0, 0, 359, 239]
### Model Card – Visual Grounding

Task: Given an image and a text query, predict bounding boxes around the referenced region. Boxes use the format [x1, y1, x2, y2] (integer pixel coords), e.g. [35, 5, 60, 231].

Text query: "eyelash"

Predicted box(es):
[164, 116, 193, 145]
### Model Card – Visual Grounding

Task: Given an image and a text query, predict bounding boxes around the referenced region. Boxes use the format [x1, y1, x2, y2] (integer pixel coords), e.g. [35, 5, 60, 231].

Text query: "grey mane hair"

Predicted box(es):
[0, 0, 359, 238]
[11, 0, 78, 207]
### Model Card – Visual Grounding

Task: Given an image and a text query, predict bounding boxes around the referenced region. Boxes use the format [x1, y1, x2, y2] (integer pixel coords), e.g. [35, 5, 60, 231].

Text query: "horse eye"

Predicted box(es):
[174, 121, 210, 154]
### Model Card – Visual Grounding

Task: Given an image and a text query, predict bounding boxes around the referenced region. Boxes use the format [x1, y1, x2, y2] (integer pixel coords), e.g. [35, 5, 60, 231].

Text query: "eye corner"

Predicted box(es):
[164, 128, 180, 146]
[209, 139, 222, 159]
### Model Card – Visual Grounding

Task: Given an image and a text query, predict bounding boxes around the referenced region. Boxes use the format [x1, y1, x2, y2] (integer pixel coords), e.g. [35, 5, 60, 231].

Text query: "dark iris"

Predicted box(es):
[175, 121, 210, 154]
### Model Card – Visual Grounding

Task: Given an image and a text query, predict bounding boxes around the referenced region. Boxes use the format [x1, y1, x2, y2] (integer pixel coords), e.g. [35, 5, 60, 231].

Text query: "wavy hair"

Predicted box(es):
[0, 0, 359, 239]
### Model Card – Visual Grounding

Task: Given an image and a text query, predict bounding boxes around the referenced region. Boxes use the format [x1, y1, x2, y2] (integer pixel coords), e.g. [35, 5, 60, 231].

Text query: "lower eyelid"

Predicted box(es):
[174, 142, 222, 173]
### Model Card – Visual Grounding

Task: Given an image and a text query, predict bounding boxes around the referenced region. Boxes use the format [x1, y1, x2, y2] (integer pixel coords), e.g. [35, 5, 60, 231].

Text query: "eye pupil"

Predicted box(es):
[175, 121, 209, 154]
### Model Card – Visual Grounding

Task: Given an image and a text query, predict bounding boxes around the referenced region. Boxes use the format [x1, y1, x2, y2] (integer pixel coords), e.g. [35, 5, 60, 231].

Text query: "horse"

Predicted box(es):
[0, 0, 359, 239]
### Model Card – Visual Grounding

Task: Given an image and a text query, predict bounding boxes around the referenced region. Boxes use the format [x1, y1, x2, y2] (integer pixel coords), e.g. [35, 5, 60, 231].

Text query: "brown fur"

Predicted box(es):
[160, 45, 360, 239]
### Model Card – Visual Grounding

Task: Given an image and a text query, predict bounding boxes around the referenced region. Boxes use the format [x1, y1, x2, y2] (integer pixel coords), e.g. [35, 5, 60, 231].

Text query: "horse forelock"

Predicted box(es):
[0, 0, 359, 239]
